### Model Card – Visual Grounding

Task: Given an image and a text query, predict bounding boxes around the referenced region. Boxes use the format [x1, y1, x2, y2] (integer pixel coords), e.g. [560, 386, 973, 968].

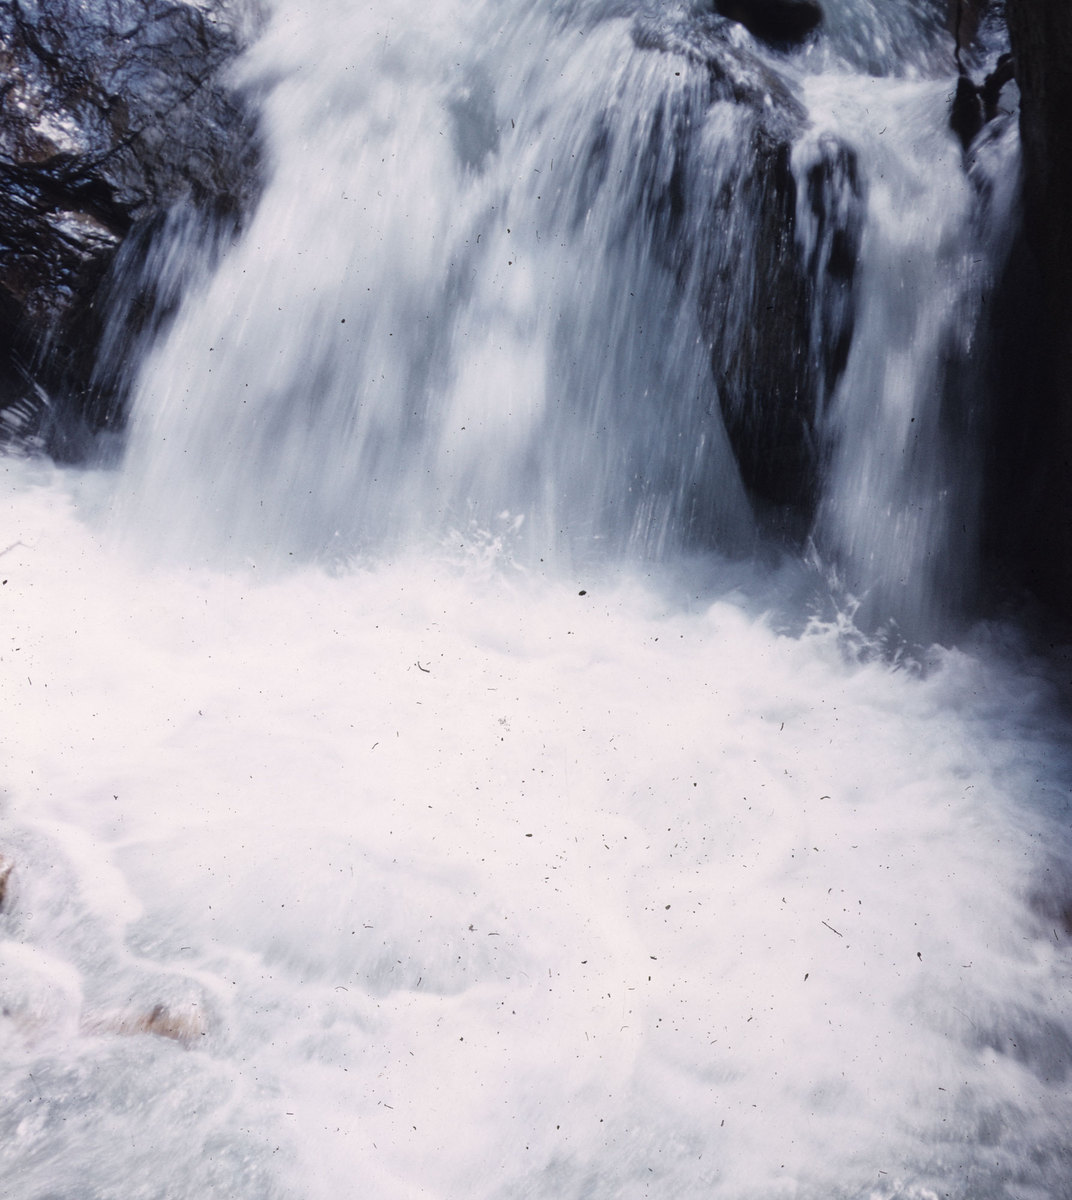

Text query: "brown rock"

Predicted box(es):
[82, 1002, 208, 1046]
[0, 855, 13, 912]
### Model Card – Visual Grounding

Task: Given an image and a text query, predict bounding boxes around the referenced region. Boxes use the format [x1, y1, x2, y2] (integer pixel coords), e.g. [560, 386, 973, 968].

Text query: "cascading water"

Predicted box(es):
[112, 0, 1012, 624]
[3, 2, 1072, 1199]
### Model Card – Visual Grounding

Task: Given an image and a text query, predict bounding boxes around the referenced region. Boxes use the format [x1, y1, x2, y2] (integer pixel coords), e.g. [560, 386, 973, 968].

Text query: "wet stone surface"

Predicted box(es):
[0, 0, 261, 456]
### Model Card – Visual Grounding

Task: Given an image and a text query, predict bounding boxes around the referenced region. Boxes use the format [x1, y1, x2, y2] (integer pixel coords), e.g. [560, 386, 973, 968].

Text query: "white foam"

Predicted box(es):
[3, 468, 1071, 1198]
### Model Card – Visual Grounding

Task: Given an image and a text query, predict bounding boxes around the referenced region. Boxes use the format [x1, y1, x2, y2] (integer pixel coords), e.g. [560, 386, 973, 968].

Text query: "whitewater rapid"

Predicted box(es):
[4, 459, 1072, 1199]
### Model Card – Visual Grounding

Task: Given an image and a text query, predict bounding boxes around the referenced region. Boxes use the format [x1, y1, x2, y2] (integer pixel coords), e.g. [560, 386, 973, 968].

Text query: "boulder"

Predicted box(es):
[0, 0, 261, 457]
[701, 135, 862, 521]
[632, 12, 860, 533]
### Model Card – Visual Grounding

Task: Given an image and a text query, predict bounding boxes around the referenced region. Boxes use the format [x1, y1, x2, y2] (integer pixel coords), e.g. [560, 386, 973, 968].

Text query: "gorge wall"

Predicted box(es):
[995, 0, 1072, 613]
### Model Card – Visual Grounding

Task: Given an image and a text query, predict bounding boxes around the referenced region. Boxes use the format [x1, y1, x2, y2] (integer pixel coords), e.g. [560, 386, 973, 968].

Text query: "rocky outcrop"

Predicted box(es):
[0, 0, 261, 458]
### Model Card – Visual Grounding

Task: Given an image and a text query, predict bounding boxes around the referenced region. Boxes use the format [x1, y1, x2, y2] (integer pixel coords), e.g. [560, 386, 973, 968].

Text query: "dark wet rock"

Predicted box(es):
[699, 139, 813, 514]
[0, 0, 261, 458]
[948, 0, 989, 67]
[981, 52, 1017, 120]
[632, 13, 807, 130]
[801, 136, 863, 408]
[631, 14, 861, 533]
[991, 0, 1072, 610]
[951, 72, 985, 147]
[1005, 0, 1072, 324]
[950, 55, 1016, 150]
[701, 135, 862, 520]
[0, 854, 13, 911]
[713, 0, 822, 47]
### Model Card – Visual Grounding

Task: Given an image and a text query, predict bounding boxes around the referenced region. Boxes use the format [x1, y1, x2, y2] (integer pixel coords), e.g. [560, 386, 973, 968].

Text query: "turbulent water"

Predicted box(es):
[4, 1, 1072, 1198]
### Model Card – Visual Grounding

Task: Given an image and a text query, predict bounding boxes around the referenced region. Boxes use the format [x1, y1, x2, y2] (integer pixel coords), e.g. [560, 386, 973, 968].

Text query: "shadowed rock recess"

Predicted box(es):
[994, 0, 1072, 612]
[0, 0, 260, 458]
[714, 0, 822, 47]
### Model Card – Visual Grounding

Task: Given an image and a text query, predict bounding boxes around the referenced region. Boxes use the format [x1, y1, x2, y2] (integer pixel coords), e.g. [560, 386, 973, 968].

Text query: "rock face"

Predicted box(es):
[0, 0, 260, 457]
[993, 0, 1072, 608]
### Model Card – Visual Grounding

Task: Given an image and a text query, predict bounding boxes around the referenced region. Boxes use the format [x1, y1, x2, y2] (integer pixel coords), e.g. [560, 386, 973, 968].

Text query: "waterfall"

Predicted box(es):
[4, 3, 1072, 1200]
[113, 0, 1016, 636]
